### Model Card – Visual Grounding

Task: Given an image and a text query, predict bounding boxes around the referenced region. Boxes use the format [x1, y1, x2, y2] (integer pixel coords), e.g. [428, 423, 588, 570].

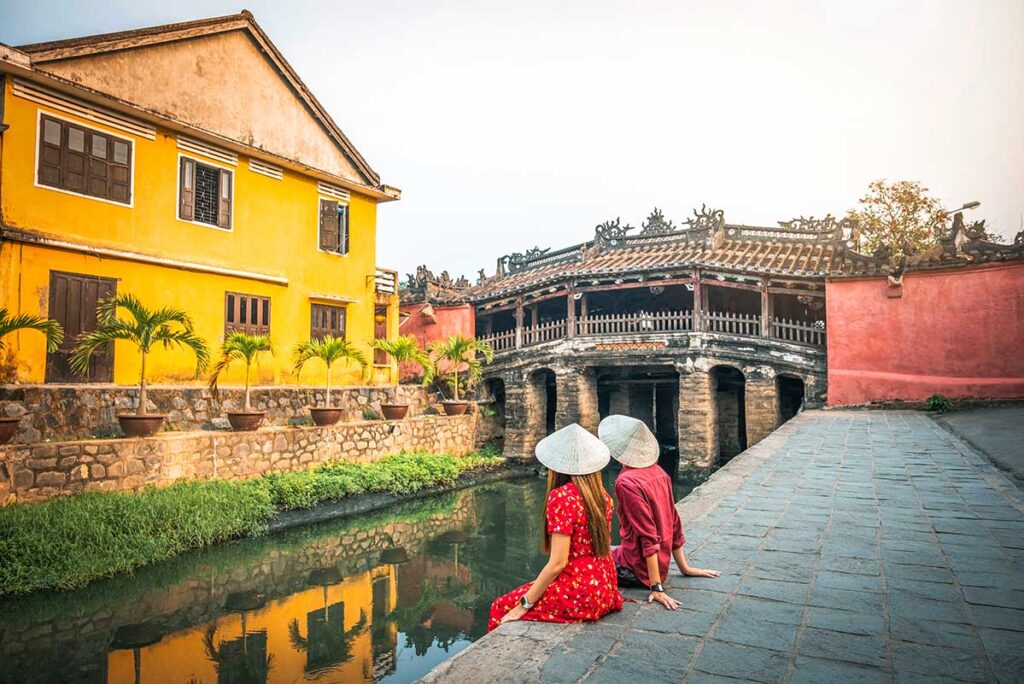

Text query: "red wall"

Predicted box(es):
[398, 302, 475, 381]
[826, 262, 1024, 405]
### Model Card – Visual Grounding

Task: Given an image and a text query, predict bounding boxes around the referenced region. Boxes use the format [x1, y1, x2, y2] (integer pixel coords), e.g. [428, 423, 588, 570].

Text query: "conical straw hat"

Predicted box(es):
[535, 423, 610, 475]
[599, 415, 660, 468]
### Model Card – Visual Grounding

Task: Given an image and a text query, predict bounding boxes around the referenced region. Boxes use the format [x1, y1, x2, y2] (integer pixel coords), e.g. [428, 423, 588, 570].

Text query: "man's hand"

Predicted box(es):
[648, 590, 679, 610]
[499, 604, 529, 624]
[683, 566, 721, 578]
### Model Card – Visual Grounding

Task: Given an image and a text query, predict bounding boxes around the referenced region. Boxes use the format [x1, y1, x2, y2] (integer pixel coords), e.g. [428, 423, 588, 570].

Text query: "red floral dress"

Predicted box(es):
[488, 481, 622, 631]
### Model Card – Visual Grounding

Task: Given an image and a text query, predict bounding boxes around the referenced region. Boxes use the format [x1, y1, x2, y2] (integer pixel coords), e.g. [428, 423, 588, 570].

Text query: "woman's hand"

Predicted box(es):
[648, 590, 679, 610]
[683, 566, 721, 578]
[499, 604, 529, 624]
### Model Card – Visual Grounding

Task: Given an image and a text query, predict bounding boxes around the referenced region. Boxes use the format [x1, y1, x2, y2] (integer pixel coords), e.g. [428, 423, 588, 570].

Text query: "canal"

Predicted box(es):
[0, 468, 698, 684]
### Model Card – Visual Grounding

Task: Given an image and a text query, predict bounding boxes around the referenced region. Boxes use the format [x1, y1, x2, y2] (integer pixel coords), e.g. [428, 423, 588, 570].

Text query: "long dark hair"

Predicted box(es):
[542, 470, 612, 558]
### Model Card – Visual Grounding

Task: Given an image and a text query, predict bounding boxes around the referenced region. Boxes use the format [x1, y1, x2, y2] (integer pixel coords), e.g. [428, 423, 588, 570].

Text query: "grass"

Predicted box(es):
[0, 449, 503, 597]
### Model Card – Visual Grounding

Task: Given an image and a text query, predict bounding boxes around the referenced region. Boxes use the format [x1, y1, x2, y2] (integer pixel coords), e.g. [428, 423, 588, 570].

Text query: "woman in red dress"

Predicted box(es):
[489, 424, 623, 630]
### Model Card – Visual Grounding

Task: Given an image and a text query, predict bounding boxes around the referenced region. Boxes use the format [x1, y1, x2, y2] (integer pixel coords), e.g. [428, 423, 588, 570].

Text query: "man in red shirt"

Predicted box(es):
[599, 415, 720, 610]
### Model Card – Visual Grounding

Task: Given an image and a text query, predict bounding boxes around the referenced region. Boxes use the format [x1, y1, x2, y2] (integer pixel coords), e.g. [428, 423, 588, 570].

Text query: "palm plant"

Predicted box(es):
[70, 293, 208, 416]
[426, 336, 494, 402]
[208, 332, 273, 412]
[293, 335, 369, 407]
[370, 335, 428, 370]
[0, 308, 64, 354]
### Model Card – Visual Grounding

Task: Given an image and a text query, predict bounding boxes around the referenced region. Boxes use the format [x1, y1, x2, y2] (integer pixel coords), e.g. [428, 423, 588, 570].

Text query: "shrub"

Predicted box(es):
[362, 408, 382, 421]
[926, 394, 954, 414]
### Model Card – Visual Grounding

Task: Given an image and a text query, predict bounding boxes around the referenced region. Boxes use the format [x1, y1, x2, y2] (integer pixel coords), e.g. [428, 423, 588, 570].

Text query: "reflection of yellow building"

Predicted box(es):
[107, 565, 395, 683]
[0, 12, 400, 387]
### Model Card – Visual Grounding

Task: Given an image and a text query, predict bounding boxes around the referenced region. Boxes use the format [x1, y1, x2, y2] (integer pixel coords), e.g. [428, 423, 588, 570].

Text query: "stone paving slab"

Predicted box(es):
[420, 410, 1024, 683]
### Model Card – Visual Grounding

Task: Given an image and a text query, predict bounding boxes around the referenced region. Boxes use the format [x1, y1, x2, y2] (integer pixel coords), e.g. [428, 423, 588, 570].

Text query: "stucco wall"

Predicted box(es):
[825, 262, 1024, 405]
[398, 302, 475, 380]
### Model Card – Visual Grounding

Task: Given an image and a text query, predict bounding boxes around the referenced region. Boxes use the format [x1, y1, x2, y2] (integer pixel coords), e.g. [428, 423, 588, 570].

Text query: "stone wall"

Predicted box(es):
[0, 414, 477, 504]
[0, 384, 431, 444]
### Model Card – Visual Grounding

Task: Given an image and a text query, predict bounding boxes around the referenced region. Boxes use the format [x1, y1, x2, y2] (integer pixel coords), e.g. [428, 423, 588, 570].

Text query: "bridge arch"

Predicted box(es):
[710, 365, 747, 464]
[777, 374, 805, 423]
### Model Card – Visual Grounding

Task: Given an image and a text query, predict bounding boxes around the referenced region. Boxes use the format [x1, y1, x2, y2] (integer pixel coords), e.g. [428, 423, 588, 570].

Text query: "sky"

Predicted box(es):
[2, 0, 1022, 279]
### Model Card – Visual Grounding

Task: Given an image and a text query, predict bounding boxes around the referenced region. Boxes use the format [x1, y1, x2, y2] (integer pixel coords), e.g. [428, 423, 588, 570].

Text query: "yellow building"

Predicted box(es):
[0, 12, 401, 388]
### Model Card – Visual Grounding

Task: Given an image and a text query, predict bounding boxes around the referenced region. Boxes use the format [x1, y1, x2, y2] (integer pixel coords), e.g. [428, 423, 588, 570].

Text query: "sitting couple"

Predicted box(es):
[488, 416, 720, 630]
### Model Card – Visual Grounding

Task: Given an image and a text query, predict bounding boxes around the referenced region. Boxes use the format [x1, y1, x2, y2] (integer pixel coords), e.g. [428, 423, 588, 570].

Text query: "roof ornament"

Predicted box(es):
[594, 218, 634, 249]
[498, 246, 551, 276]
[777, 215, 837, 234]
[640, 208, 675, 235]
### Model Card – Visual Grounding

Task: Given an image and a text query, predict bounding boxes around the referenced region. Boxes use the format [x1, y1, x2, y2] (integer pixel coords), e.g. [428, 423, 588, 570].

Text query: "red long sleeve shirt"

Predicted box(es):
[611, 464, 685, 586]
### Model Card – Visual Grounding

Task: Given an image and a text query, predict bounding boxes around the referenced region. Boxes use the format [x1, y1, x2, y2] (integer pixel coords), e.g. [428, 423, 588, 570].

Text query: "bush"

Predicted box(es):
[0, 450, 504, 596]
[362, 408, 382, 421]
[926, 394, 954, 414]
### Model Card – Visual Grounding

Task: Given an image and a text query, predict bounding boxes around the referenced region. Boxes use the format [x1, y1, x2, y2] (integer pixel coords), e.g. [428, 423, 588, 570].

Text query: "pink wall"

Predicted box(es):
[825, 262, 1024, 405]
[398, 302, 475, 381]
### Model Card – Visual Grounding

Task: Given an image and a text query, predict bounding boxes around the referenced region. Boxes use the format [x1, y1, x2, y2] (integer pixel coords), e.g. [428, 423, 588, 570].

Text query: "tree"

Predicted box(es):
[847, 180, 950, 259]
[293, 335, 369, 407]
[426, 336, 494, 402]
[70, 294, 208, 415]
[208, 332, 273, 412]
[0, 309, 63, 353]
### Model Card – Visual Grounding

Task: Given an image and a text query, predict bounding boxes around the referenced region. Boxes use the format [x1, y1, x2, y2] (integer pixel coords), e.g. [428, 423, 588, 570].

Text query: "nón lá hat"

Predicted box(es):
[535, 423, 610, 475]
[598, 414, 659, 468]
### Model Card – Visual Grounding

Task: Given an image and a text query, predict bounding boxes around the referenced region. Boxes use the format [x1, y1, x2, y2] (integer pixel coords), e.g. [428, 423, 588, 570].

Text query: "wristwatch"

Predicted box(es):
[520, 595, 534, 609]
[649, 583, 665, 593]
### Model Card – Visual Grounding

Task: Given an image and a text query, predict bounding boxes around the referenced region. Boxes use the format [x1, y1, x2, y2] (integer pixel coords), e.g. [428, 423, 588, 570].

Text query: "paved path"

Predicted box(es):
[422, 410, 1024, 683]
[937, 406, 1024, 485]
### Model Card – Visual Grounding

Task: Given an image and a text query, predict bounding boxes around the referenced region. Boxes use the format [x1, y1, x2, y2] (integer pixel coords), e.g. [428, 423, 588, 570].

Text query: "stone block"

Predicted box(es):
[35, 472, 66, 488]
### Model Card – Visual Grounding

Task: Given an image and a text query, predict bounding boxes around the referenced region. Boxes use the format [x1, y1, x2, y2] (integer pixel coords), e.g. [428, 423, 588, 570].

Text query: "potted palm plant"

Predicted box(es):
[71, 293, 209, 438]
[0, 309, 63, 444]
[371, 335, 429, 420]
[208, 332, 273, 431]
[293, 335, 368, 426]
[426, 335, 494, 416]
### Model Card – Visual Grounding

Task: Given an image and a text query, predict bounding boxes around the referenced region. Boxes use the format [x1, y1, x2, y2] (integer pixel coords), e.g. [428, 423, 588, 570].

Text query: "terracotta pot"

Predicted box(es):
[0, 417, 20, 445]
[227, 412, 265, 432]
[309, 407, 344, 426]
[380, 403, 410, 420]
[442, 401, 469, 416]
[117, 414, 167, 438]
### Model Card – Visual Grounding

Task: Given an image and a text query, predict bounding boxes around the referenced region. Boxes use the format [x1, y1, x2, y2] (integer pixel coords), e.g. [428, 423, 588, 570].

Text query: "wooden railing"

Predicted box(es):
[523, 319, 568, 346]
[477, 329, 516, 353]
[576, 310, 693, 336]
[704, 311, 761, 337]
[478, 310, 825, 352]
[771, 317, 826, 346]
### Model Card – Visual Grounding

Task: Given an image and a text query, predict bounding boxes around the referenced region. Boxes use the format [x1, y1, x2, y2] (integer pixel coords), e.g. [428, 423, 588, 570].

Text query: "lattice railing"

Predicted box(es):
[771, 317, 826, 346]
[577, 310, 693, 336]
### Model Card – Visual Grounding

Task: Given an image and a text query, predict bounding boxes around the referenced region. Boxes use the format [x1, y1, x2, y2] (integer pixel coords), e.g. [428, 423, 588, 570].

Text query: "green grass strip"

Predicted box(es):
[0, 449, 503, 597]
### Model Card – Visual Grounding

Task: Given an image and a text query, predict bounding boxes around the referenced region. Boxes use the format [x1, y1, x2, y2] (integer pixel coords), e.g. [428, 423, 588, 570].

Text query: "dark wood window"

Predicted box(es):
[310, 303, 346, 340]
[180, 157, 232, 229]
[38, 114, 131, 204]
[373, 307, 388, 365]
[318, 199, 349, 254]
[225, 292, 270, 335]
[45, 271, 116, 383]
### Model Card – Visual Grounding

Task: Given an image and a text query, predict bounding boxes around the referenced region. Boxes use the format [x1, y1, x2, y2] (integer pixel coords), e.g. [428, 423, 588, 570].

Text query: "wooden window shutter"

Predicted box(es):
[179, 157, 196, 221]
[319, 199, 339, 252]
[339, 205, 350, 255]
[217, 169, 232, 229]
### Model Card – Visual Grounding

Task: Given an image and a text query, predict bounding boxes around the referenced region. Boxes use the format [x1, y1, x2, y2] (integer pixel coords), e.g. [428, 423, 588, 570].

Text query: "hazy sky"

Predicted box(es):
[2, 0, 1022, 279]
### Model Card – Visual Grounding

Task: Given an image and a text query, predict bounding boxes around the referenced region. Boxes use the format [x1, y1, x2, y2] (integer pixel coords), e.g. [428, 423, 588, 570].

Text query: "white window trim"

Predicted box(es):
[316, 194, 351, 258]
[175, 152, 235, 232]
[33, 108, 136, 208]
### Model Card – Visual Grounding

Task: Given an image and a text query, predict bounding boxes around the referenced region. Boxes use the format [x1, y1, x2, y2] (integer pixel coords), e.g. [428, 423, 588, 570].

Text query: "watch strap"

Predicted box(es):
[649, 583, 665, 593]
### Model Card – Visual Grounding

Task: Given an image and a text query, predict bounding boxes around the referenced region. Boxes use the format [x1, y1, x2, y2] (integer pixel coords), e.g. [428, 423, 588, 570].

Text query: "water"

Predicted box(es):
[0, 469, 697, 684]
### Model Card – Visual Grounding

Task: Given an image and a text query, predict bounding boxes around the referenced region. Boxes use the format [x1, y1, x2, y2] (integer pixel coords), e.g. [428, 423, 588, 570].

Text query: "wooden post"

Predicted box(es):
[514, 295, 524, 349]
[760, 278, 771, 338]
[692, 270, 703, 332]
[580, 293, 589, 335]
[529, 306, 538, 327]
[566, 287, 576, 338]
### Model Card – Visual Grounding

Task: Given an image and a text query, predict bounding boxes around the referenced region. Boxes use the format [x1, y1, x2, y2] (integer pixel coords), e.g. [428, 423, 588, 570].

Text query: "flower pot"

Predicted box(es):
[380, 403, 410, 420]
[309, 407, 344, 427]
[227, 412, 265, 431]
[0, 417, 20, 445]
[442, 401, 469, 416]
[117, 414, 167, 438]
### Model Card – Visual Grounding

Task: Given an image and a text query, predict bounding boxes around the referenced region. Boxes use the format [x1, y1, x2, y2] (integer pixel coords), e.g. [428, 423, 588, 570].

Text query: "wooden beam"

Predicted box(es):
[768, 286, 825, 298]
[693, 269, 703, 332]
[575, 276, 694, 295]
[514, 295, 524, 349]
[566, 286, 576, 338]
[702, 279, 761, 293]
[761, 277, 772, 339]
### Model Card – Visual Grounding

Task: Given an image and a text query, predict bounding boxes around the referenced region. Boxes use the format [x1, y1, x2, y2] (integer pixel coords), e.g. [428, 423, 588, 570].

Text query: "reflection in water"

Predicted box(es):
[0, 469, 698, 683]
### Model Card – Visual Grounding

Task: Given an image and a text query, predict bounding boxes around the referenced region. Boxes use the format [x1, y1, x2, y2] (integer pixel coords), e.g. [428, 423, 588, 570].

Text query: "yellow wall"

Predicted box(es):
[0, 78, 399, 386]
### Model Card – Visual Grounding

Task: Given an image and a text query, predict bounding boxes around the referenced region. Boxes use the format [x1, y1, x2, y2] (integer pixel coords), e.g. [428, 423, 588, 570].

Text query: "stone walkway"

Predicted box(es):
[937, 406, 1024, 485]
[421, 410, 1024, 683]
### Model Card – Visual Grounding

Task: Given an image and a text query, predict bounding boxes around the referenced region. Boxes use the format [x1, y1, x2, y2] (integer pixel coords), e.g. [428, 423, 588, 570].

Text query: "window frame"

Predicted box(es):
[34, 110, 135, 207]
[224, 291, 271, 336]
[310, 302, 347, 341]
[176, 152, 235, 232]
[317, 196, 350, 257]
